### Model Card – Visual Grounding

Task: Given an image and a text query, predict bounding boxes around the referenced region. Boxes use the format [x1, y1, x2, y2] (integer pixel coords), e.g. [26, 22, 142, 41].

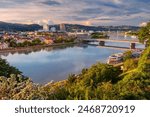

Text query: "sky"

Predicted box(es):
[0, 0, 150, 26]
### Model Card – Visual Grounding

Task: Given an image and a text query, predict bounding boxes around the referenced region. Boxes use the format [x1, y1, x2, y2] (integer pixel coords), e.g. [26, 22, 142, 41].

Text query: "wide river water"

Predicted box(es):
[0, 33, 145, 84]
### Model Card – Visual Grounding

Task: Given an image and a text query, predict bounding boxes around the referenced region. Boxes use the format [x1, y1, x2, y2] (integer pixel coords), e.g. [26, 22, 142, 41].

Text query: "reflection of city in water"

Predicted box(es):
[0, 44, 85, 57]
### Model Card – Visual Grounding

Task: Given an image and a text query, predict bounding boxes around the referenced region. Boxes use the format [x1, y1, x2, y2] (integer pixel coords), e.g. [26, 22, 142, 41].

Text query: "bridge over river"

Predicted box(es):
[83, 38, 144, 49]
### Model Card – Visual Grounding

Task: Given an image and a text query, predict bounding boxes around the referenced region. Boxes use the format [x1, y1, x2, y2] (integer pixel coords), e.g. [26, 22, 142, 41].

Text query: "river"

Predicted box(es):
[0, 33, 145, 84]
[0, 44, 124, 84]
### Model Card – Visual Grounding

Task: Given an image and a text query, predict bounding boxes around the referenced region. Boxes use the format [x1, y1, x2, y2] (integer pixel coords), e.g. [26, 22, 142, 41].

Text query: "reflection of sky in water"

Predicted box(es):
[1, 45, 123, 84]
[105, 42, 145, 49]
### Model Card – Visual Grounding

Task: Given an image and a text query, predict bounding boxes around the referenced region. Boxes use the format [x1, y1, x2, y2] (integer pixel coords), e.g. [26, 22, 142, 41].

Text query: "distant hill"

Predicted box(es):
[0, 21, 139, 32]
[0, 21, 42, 31]
[50, 24, 140, 32]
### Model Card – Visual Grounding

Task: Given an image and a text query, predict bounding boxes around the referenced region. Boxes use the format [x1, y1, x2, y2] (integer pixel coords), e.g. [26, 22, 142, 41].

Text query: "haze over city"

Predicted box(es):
[0, 0, 150, 26]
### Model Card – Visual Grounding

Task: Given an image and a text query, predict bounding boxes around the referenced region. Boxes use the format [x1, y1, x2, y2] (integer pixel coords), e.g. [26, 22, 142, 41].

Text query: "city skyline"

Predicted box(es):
[0, 0, 150, 26]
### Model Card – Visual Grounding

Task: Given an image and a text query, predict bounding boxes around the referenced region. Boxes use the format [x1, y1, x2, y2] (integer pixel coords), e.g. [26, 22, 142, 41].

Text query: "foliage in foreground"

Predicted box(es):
[138, 22, 150, 46]
[0, 47, 150, 100]
[0, 58, 21, 77]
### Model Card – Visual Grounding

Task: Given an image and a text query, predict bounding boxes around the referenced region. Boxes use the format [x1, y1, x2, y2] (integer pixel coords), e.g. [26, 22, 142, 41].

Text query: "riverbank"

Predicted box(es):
[0, 42, 80, 54]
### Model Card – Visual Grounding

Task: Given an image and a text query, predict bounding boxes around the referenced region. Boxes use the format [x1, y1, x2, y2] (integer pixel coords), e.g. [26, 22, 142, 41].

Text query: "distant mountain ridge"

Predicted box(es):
[0, 21, 140, 32]
[64, 24, 140, 32]
[0, 21, 42, 31]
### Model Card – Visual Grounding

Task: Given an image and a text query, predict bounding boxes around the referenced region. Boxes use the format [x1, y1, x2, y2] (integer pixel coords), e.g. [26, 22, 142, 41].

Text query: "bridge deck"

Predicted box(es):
[96, 46, 132, 50]
[84, 39, 140, 43]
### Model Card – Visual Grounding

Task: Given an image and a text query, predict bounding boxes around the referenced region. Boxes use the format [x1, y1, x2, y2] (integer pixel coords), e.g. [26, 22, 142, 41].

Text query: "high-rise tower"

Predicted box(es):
[60, 23, 66, 32]
[43, 24, 49, 31]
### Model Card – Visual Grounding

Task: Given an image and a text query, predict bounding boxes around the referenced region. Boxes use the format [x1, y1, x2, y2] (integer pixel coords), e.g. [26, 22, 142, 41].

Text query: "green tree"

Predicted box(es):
[91, 32, 109, 39]
[123, 59, 137, 72]
[9, 39, 17, 47]
[32, 39, 42, 45]
[123, 50, 132, 61]
[114, 47, 150, 100]
[138, 22, 150, 46]
[0, 58, 21, 77]
[22, 41, 32, 47]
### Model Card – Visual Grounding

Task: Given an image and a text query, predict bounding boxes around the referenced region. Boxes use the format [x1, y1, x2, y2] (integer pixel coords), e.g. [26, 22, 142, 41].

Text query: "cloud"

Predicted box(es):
[79, 8, 103, 15]
[95, 17, 113, 21]
[113, 0, 122, 4]
[139, 22, 148, 27]
[37, 19, 54, 25]
[40, 0, 61, 6]
[0, 0, 150, 26]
